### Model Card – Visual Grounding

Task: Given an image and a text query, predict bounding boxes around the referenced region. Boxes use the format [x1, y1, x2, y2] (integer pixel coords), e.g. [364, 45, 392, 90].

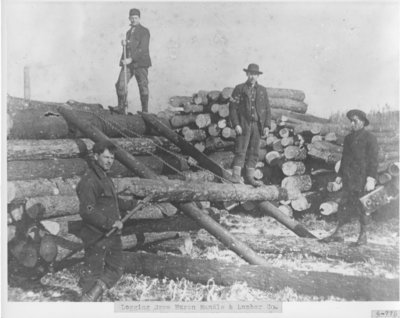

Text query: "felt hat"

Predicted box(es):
[346, 109, 369, 126]
[243, 63, 263, 75]
[129, 8, 140, 17]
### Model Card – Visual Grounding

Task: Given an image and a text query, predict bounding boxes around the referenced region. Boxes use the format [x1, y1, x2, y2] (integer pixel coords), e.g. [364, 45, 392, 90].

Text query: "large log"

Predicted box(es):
[282, 175, 312, 192]
[7, 138, 157, 161]
[307, 141, 343, 164]
[123, 251, 398, 300]
[59, 105, 268, 266]
[269, 97, 308, 113]
[266, 88, 305, 101]
[170, 114, 197, 128]
[281, 161, 306, 176]
[7, 156, 164, 181]
[271, 108, 329, 124]
[8, 99, 150, 140]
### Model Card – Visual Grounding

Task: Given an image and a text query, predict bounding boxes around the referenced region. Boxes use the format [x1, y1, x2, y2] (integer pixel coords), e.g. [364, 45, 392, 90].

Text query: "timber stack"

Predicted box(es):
[6, 89, 399, 298]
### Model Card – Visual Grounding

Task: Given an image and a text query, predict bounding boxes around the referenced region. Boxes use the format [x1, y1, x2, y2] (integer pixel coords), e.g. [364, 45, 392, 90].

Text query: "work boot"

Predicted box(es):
[229, 166, 242, 184]
[245, 168, 263, 187]
[140, 94, 149, 113]
[108, 105, 126, 115]
[81, 280, 106, 302]
[349, 225, 367, 247]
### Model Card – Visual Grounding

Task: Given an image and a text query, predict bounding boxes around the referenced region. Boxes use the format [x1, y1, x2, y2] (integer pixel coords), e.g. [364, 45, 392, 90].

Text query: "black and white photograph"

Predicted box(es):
[2, 1, 399, 317]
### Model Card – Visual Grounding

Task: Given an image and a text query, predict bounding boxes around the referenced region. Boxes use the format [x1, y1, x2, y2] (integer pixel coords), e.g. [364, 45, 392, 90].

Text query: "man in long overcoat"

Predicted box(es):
[111, 8, 151, 114]
[77, 140, 137, 301]
[321, 109, 378, 246]
[229, 63, 271, 187]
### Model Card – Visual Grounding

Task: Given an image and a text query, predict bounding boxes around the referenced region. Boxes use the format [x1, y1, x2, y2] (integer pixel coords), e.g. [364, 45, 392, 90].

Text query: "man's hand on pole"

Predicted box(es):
[112, 220, 123, 230]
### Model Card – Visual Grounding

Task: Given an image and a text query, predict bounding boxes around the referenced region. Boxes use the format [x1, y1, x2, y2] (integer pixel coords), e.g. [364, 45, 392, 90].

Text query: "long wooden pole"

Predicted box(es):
[140, 112, 315, 238]
[57, 105, 268, 266]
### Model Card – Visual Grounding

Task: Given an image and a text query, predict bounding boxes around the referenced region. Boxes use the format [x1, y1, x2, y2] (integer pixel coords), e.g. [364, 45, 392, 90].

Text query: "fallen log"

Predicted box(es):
[7, 138, 157, 161]
[269, 97, 308, 113]
[307, 141, 343, 164]
[59, 105, 268, 266]
[7, 156, 164, 181]
[123, 251, 398, 300]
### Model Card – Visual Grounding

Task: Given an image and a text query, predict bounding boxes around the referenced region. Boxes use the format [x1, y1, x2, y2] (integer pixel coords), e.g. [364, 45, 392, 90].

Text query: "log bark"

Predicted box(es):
[271, 108, 330, 124]
[266, 88, 306, 101]
[282, 175, 312, 192]
[58, 106, 268, 266]
[183, 103, 205, 113]
[169, 96, 193, 108]
[8, 102, 149, 140]
[269, 97, 308, 113]
[7, 156, 164, 181]
[170, 114, 197, 128]
[307, 141, 343, 164]
[123, 251, 398, 300]
[7, 138, 157, 161]
[281, 161, 306, 176]
[167, 170, 215, 183]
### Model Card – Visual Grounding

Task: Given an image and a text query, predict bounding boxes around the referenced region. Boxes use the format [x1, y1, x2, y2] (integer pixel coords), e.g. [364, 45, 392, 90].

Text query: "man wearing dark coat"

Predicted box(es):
[111, 8, 151, 114]
[229, 63, 271, 187]
[76, 140, 137, 301]
[321, 109, 378, 246]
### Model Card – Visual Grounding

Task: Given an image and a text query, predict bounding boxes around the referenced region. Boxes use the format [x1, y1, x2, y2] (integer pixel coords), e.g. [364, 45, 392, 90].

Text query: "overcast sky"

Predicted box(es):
[5, 1, 399, 117]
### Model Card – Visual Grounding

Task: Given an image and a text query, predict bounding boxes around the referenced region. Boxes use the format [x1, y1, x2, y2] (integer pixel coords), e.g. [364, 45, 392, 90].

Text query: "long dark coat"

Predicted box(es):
[120, 24, 151, 69]
[338, 128, 379, 192]
[229, 81, 271, 134]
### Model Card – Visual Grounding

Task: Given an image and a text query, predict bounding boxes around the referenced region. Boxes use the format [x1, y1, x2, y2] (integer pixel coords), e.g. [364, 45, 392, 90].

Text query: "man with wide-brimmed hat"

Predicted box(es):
[320, 109, 378, 246]
[110, 8, 152, 114]
[229, 63, 271, 187]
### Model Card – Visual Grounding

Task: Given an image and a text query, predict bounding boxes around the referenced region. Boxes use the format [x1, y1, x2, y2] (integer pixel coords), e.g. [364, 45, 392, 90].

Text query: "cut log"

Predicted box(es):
[204, 137, 234, 153]
[167, 170, 215, 183]
[307, 141, 343, 164]
[217, 119, 227, 129]
[182, 128, 207, 142]
[210, 103, 220, 114]
[207, 90, 221, 103]
[280, 136, 294, 147]
[278, 128, 290, 138]
[269, 97, 308, 113]
[170, 114, 197, 128]
[266, 88, 306, 101]
[156, 109, 177, 121]
[193, 90, 208, 105]
[220, 87, 234, 102]
[324, 132, 337, 142]
[281, 161, 306, 176]
[272, 140, 284, 152]
[254, 169, 263, 180]
[7, 138, 157, 161]
[183, 104, 204, 113]
[195, 113, 212, 128]
[123, 251, 398, 300]
[377, 172, 392, 185]
[284, 146, 307, 161]
[291, 195, 311, 212]
[271, 108, 330, 124]
[221, 127, 237, 140]
[7, 156, 164, 181]
[217, 104, 230, 118]
[169, 96, 193, 108]
[320, 201, 339, 216]
[266, 134, 279, 146]
[311, 135, 323, 143]
[282, 175, 312, 193]
[265, 151, 282, 165]
[207, 123, 221, 137]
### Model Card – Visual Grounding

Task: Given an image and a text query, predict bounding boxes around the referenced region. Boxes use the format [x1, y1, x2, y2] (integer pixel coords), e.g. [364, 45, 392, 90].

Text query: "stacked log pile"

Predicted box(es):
[162, 88, 399, 217]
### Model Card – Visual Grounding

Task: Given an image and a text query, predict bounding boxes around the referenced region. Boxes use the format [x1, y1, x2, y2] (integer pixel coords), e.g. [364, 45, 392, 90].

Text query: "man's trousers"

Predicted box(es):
[232, 121, 261, 169]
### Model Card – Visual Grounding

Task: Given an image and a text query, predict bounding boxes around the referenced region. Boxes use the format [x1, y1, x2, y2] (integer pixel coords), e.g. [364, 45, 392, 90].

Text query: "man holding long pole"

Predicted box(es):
[110, 8, 152, 114]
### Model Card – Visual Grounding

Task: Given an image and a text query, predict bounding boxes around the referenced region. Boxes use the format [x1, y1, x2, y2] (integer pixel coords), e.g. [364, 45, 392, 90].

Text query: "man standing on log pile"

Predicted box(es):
[321, 109, 378, 246]
[110, 8, 151, 114]
[76, 141, 137, 301]
[229, 63, 271, 187]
